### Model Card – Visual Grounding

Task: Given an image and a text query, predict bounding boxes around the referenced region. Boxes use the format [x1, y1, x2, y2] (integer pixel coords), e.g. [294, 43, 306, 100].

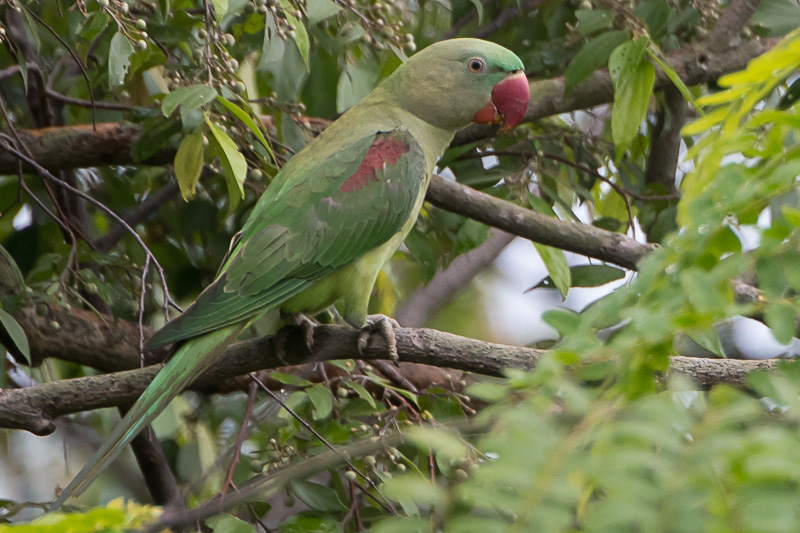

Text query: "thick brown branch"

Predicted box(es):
[645, 83, 686, 191]
[427, 176, 657, 270]
[0, 323, 779, 436]
[706, 0, 762, 53]
[0, 325, 544, 435]
[396, 230, 515, 327]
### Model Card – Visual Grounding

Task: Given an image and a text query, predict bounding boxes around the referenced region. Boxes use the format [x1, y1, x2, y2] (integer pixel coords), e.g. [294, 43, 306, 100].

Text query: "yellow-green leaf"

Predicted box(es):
[205, 115, 247, 208]
[681, 107, 728, 136]
[162, 84, 218, 117]
[174, 131, 205, 201]
[215, 96, 275, 163]
[211, 0, 229, 21]
[534, 243, 571, 299]
[0, 308, 30, 364]
[609, 38, 655, 155]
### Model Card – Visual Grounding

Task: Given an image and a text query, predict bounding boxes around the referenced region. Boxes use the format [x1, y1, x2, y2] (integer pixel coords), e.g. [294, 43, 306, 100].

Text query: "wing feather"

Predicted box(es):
[147, 128, 426, 349]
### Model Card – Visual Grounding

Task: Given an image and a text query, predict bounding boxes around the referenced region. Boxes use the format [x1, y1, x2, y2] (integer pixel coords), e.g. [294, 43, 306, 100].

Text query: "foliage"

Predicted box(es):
[376, 28, 800, 531]
[0, 499, 161, 532]
[0, 0, 799, 531]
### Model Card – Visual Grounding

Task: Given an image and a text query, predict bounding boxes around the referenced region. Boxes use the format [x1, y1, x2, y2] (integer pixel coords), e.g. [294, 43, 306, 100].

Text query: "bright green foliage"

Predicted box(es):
[371, 29, 800, 531]
[0, 499, 161, 532]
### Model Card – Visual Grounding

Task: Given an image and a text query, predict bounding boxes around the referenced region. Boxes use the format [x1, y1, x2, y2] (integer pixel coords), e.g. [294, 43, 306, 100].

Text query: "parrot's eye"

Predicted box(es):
[467, 57, 486, 73]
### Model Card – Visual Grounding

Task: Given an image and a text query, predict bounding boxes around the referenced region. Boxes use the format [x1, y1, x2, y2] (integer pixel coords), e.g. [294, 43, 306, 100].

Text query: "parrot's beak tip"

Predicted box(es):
[492, 71, 530, 132]
[472, 71, 529, 132]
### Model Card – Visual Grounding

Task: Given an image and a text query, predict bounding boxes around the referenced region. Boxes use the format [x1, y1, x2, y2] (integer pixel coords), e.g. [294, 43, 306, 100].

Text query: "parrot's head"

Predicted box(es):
[389, 38, 529, 133]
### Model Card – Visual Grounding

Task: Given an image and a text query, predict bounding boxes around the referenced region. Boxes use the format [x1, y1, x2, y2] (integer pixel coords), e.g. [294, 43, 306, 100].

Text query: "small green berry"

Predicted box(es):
[250, 459, 265, 472]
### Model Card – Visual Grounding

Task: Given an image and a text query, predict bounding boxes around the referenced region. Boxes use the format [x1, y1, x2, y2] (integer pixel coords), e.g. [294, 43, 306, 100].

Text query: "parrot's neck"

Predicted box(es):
[361, 88, 456, 172]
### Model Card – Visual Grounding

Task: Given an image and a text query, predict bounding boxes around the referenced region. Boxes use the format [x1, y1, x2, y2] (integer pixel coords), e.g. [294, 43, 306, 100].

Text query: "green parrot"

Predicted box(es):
[51, 37, 528, 508]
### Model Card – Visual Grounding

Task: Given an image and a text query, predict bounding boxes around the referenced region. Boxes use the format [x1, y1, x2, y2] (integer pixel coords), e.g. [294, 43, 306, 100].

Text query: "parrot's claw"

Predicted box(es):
[358, 314, 401, 366]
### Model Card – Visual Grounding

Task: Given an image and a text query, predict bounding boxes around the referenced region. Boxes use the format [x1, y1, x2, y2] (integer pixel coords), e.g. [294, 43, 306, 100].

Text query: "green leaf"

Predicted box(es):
[290, 480, 347, 512]
[678, 268, 726, 314]
[307, 384, 333, 420]
[131, 118, 182, 162]
[281, 514, 344, 533]
[687, 328, 725, 358]
[206, 514, 256, 533]
[211, 0, 229, 21]
[752, 0, 800, 36]
[271, 372, 313, 387]
[756, 256, 786, 299]
[469, 0, 484, 24]
[337, 55, 380, 113]
[343, 379, 376, 408]
[279, 0, 310, 71]
[0, 308, 30, 364]
[575, 9, 614, 36]
[765, 302, 796, 345]
[174, 131, 205, 201]
[19, 6, 41, 52]
[382, 477, 444, 507]
[306, 0, 342, 24]
[407, 427, 469, 460]
[162, 85, 218, 117]
[215, 96, 275, 163]
[533, 243, 571, 299]
[565, 31, 629, 93]
[609, 38, 655, 155]
[645, 46, 700, 110]
[108, 32, 134, 88]
[205, 115, 247, 207]
[260, 10, 286, 69]
[569, 264, 626, 287]
[634, 0, 672, 38]
[780, 252, 800, 291]
[542, 308, 581, 336]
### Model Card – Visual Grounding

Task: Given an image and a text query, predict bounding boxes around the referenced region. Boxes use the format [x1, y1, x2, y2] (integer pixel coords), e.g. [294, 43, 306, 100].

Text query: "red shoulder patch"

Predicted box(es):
[339, 134, 410, 193]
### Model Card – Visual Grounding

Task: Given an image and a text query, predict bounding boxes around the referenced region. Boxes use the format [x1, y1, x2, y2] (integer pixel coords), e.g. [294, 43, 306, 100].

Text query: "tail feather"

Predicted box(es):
[51, 323, 246, 509]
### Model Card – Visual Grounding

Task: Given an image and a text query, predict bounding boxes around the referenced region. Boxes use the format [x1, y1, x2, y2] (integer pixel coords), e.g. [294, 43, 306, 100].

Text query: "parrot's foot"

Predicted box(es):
[275, 313, 316, 364]
[357, 314, 401, 366]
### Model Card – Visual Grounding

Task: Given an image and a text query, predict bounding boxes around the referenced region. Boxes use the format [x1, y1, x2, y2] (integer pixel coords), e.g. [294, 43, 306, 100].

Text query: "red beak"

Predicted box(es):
[473, 71, 530, 132]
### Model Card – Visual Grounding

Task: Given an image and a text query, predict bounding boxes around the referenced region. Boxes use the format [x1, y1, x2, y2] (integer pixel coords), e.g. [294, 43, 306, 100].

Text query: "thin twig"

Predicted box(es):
[248, 373, 396, 515]
[19, 4, 97, 129]
[221, 380, 258, 495]
[0, 135, 181, 319]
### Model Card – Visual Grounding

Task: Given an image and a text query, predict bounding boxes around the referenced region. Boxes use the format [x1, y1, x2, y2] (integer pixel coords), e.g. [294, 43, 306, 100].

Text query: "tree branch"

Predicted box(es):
[0, 323, 778, 436]
[396, 230, 514, 327]
[0, 325, 544, 435]
[706, 0, 762, 53]
[427, 176, 657, 270]
[644, 83, 686, 191]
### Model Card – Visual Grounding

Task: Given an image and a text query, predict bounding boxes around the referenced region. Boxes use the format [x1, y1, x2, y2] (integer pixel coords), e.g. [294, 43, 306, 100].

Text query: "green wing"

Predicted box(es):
[147, 128, 426, 348]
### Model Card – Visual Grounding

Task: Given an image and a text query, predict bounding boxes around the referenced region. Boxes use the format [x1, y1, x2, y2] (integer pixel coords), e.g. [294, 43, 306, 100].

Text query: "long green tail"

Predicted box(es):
[51, 322, 246, 509]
